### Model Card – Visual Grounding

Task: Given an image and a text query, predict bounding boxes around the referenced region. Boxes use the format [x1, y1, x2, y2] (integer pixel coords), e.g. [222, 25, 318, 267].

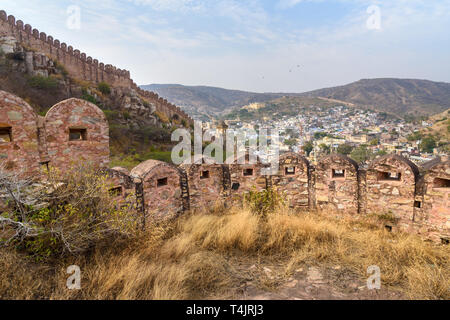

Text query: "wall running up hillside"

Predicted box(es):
[0, 10, 193, 125]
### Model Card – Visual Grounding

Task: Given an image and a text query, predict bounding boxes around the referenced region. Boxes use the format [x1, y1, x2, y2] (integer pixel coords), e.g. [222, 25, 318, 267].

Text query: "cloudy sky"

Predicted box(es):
[2, 0, 450, 92]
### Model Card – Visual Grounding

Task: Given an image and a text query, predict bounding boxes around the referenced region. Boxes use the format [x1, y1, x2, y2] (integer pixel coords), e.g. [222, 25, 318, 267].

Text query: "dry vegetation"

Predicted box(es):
[1, 201, 449, 300]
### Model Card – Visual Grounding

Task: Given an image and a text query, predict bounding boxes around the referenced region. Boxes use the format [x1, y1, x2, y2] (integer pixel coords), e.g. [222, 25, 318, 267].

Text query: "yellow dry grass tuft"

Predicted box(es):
[1, 205, 449, 300]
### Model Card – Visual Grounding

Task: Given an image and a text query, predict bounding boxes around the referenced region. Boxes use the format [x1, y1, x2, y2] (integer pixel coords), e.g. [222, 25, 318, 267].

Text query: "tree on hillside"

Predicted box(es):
[302, 141, 313, 156]
[350, 145, 373, 163]
[337, 144, 353, 155]
[419, 136, 437, 153]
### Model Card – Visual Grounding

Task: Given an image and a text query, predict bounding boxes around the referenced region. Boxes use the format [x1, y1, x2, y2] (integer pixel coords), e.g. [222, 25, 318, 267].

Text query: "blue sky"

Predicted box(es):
[2, 0, 450, 92]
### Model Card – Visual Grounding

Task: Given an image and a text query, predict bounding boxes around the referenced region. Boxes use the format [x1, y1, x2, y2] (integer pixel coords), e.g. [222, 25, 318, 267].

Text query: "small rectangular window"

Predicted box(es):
[377, 171, 401, 181]
[332, 169, 345, 178]
[200, 171, 210, 179]
[109, 186, 123, 197]
[0, 127, 12, 143]
[232, 183, 240, 190]
[433, 178, 450, 188]
[414, 201, 422, 208]
[243, 169, 254, 176]
[157, 177, 168, 187]
[69, 128, 87, 141]
[285, 167, 296, 175]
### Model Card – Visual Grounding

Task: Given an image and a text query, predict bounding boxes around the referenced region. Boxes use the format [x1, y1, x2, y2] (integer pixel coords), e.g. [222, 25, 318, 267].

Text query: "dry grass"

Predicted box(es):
[0, 205, 449, 300]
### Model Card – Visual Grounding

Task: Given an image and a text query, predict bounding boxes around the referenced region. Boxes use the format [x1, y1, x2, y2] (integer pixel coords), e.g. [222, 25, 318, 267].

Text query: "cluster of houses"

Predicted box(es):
[220, 105, 446, 165]
[1, 90, 449, 243]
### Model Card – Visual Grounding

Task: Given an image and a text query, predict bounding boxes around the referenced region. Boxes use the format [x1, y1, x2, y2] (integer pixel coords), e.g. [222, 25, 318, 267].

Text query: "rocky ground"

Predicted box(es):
[220, 260, 405, 300]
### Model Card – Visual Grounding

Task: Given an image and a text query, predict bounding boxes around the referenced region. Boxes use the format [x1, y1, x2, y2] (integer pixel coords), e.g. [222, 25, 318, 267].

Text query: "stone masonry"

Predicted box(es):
[315, 154, 360, 214]
[0, 90, 448, 242]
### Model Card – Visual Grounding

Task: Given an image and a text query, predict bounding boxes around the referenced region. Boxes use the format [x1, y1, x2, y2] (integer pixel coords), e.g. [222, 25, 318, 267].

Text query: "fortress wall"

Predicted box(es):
[0, 90, 448, 241]
[315, 154, 360, 214]
[0, 90, 41, 177]
[44, 98, 110, 172]
[366, 155, 419, 228]
[0, 11, 132, 88]
[181, 156, 225, 209]
[130, 160, 184, 221]
[271, 153, 311, 209]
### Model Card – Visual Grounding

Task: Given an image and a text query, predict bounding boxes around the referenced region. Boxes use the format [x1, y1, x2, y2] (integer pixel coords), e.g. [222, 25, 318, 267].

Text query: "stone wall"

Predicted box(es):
[366, 155, 419, 227]
[131, 160, 184, 221]
[0, 90, 42, 177]
[181, 156, 225, 209]
[315, 154, 360, 214]
[1, 90, 448, 242]
[44, 98, 110, 171]
[271, 152, 311, 209]
[0, 10, 132, 88]
[0, 90, 109, 176]
[0, 9, 193, 126]
[228, 155, 268, 201]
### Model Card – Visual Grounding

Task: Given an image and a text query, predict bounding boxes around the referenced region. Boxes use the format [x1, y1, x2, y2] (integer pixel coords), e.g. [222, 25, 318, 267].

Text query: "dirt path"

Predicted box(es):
[227, 262, 406, 300]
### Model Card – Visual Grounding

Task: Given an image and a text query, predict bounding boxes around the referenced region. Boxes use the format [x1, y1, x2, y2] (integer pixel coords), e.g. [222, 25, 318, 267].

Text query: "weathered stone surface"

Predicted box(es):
[44, 98, 109, 171]
[315, 154, 359, 214]
[0, 90, 41, 177]
[131, 160, 183, 221]
[366, 155, 418, 223]
[270, 152, 311, 209]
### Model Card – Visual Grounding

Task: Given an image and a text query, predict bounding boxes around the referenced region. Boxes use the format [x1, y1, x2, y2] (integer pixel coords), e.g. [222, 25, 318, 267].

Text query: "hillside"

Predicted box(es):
[0, 10, 192, 165]
[144, 79, 450, 120]
[141, 84, 284, 120]
[299, 78, 450, 119]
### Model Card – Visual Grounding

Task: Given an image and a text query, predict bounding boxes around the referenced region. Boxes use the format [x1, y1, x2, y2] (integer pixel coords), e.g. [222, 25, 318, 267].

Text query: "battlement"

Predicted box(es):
[0, 9, 193, 124]
[1, 94, 448, 244]
[0, 10, 132, 87]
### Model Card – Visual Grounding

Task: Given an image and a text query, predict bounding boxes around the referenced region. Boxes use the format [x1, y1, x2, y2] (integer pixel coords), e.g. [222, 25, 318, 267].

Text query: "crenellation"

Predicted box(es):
[0, 90, 447, 241]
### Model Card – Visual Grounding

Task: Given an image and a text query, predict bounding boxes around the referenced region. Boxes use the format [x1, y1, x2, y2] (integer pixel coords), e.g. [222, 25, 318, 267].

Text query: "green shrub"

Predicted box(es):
[27, 75, 59, 90]
[98, 82, 111, 95]
[244, 188, 285, 218]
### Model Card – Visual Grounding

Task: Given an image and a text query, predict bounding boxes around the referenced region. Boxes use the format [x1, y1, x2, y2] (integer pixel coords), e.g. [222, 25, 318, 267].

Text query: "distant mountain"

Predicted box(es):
[141, 79, 450, 120]
[140, 84, 284, 120]
[299, 78, 450, 118]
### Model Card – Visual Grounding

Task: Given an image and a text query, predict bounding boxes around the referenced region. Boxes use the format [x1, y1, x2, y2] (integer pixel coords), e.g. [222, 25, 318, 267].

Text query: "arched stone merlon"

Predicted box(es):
[0, 90, 41, 178]
[180, 155, 225, 209]
[54, 39, 60, 48]
[47, 35, 54, 46]
[24, 24, 32, 34]
[32, 29, 39, 39]
[60, 43, 67, 52]
[366, 154, 419, 222]
[73, 49, 80, 58]
[271, 152, 312, 209]
[0, 10, 7, 21]
[103, 167, 136, 202]
[419, 157, 450, 241]
[7, 15, 15, 25]
[16, 20, 24, 30]
[315, 154, 360, 214]
[39, 32, 47, 42]
[99, 63, 105, 70]
[131, 160, 184, 220]
[44, 98, 109, 172]
[87, 57, 93, 64]
[68, 46, 74, 54]
[93, 59, 99, 67]
[80, 53, 86, 61]
[227, 153, 268, 196]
